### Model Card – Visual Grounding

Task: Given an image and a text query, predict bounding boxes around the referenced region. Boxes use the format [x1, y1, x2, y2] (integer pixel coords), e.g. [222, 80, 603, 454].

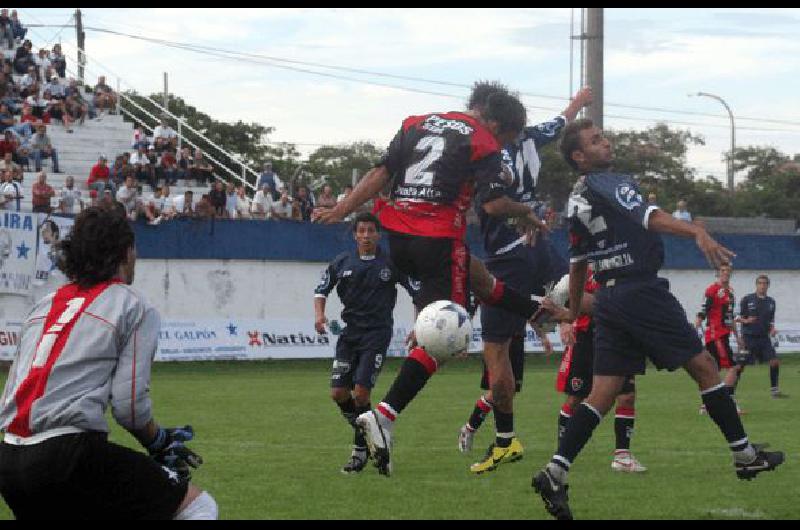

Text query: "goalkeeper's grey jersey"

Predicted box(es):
[0, 280, 160, 440]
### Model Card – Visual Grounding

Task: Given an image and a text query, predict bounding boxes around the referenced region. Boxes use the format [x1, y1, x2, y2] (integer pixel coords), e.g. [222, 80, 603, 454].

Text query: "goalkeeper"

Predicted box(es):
[542, 268, 646, 473]
[0, 206, 216, 520]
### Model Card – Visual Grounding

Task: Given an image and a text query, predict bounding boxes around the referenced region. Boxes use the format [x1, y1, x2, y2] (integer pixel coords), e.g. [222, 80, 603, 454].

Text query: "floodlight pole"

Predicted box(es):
[695, 92, 736, 192]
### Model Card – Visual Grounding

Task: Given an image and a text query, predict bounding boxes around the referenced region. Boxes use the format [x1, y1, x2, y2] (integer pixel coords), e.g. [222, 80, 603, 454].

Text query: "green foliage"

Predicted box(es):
[2, 356, 797, 520]
[303, 141, 384, 195]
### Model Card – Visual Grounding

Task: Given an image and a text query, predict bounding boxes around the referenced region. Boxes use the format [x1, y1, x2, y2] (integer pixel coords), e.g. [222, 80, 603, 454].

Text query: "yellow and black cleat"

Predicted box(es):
[469, 437, 524, 474]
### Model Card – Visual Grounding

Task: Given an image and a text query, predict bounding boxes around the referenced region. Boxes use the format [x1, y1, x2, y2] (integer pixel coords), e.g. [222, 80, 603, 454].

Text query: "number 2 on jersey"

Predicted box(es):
[404, 136, 445, 187]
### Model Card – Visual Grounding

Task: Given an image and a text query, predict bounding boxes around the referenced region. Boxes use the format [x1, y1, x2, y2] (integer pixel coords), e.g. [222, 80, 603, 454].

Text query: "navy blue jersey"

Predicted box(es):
[478, 116, 566, 257]
[739, 294, 776, 337]
[567, 172, 663, 284]
[315, 248, 420, 330]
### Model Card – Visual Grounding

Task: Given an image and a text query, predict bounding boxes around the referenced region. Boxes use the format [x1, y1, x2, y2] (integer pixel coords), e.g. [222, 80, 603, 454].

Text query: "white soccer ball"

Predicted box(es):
[548, 274, 570, 309]
[414, 300, 473, 357]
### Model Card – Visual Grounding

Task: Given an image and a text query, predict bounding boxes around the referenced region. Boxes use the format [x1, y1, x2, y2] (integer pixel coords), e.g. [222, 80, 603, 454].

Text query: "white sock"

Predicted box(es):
[174, 491, 218, 520]
[546, 462, 569, 484]
[734, 444, 757, 464]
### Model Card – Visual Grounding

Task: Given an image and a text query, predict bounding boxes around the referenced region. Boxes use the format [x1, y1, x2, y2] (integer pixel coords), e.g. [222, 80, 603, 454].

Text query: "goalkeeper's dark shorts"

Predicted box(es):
[0, 431, 188, 520]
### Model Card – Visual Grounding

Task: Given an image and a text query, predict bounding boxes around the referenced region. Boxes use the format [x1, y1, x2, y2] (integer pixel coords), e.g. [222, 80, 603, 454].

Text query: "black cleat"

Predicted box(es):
[341, 453, 368, 475]
[532, 469, 573, 520]
[736, 450, 784, 480]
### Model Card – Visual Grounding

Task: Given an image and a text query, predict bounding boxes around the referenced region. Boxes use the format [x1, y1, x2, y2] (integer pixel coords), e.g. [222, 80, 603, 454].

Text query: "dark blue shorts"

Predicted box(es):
[742, 336, 777, 364]
[481, 239, 567, 342]
[593, 277, 702, 376]
[330, 326, 392, 389]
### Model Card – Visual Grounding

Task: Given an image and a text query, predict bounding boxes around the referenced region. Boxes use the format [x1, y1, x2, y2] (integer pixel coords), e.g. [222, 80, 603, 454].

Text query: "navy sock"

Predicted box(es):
[701, 384, 749, 451]
[614, 407, 635, 451]
[556, 402, 602, 465]
[494, 409, 514, 448]
[770, 365, 779, 391]
[354, 403, 370, 448]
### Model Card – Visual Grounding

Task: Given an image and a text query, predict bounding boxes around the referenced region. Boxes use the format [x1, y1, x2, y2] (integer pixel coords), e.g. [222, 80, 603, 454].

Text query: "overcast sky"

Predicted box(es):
[20, 7, 800, 183]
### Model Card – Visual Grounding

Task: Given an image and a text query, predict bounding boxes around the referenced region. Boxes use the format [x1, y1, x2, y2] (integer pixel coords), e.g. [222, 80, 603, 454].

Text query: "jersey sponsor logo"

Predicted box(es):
[379, 268, 392, 282]
[614, 183, 643, 211]
[420, 114, 474, 136]
[593, 252, 635, 272]
[343, 270, 353, 277]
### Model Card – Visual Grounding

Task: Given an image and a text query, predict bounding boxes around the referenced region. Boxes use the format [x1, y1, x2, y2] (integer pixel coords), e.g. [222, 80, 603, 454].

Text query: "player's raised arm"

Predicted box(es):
[313, 165, 390, 224]
[647, 210, 736, 269]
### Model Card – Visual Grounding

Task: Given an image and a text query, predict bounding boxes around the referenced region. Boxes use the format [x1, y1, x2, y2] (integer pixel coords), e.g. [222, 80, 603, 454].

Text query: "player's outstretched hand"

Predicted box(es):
[573, 86, 593, 108]
[559, 321, 576, 348]
[148, 425, 204, 480]
[695, 231, 735, 269]
[541, 297, 571, 322]
[312, 206, 343, 224]
[315, 316, 328, 334]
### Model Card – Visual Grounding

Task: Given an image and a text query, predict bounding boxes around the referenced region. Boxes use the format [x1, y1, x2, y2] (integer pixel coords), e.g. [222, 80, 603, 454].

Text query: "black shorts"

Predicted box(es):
[480, 334, 525, 392]
[0, 432, 188, 520]
[742, 336, 777, 364]
[388, 231, 470, 310]
[706, 335, 735, 369]
[556, 326, 635, 398]
[593, 277, 702, 376]
[330, 326, 392, 390]
[481, 240, 568, 342]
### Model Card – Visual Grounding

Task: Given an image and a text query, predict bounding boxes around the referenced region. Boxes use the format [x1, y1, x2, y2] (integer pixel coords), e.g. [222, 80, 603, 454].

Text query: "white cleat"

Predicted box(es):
[698, 404, 707, 415]
[355, 410, 393, 476]
[611, 450, 647, 473]
[458, 424, 475, 453]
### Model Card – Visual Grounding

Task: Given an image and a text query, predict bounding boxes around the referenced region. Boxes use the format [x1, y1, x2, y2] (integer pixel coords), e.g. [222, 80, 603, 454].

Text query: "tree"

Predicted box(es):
[302, 141, 385, 195]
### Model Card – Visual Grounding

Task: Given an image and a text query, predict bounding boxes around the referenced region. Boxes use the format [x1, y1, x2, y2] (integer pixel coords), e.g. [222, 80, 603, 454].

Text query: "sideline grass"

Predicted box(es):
[1, 355, 798, 519]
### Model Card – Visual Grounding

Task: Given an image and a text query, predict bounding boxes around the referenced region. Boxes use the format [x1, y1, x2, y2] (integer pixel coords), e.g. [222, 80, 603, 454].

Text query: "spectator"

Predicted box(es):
[132, 126, 149, 151]
[235, 185, 252, 219]
[225, 182, 237, 219]
[1, 152, 21, 181]
[31, 171, 55, 213]
[337, 185, 353, 204]
[19, 104, 39, 127]
[672, 199, 692, 222]
[208, 180, 226, 218]
[43, 89, 74, 133]
[257, 161, 282, 201]
[87, 154, 114, 195]
[30, 124, 60, 173]
[159, 184, 176, 220]
[0, 169, 22, 211]
[647, 192, 658, 207]
[0, 10, 14, 51]
[115, 175, 141, 221]
[191, 149, 213, 186]
[93, 75, 117, 114]
[195, 194, 214, 219]
[157, 148, 178, 187]
[20, 65, 37, 93]
[294, 185, 314, 222]
[0, 130, 19, 161]
[144, 185, 175, 225]
[13, 39, 34, 75]
[45, 76, 66, 100]
[250, 183, 274, 219]
[0, 72, 19, 113]
[176, 146, 193, 182]
[0, 102, 33, 137]
[271, 189, 294, 220]
[24, 89, 47, 120]
[129, 145, 154, 190]
[50, 43, 66, 78]
[58, 175, 83, 214]
[64, 78, 89, 123]
[152, 118, 177, 153]
[35, 48, 51, 83]
[173, 189, 194, 218]
[110, 155, 125, 184]
[316, 184, 337, 208]
[9, 10, 25, 43]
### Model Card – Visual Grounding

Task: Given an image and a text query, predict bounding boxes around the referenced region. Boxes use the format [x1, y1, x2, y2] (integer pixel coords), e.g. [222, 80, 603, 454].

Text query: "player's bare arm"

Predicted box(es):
[314, 296, 328, 334]
[312, 166, 390, 224]
[562, 87, 593, 122]
[647, 209, 735, 268]
[482, 195, 548, 234]
[567, 260, 589, 322]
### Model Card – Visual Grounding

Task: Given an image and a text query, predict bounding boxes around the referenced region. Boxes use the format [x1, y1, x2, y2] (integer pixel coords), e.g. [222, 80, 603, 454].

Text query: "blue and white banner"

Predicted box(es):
[0, 212, 37, 295]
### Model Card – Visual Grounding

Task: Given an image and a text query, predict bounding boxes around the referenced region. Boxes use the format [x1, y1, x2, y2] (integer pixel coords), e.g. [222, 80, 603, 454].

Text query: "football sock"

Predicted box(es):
[354, 403, 370, 449]
[725, 385, 735, 398]
[485, 279, 539, 319]
[614, 406, 635, 451]
[468, 396, 493, 431]
[701, 383, 752, 459]
[557, 403, 573, 445]
[770, 365, 779, 392]
[379, 346, 437, 420]
[494, 409, 514, 448]
[555, 402, 602, 466]
[336, 396, 357, 428]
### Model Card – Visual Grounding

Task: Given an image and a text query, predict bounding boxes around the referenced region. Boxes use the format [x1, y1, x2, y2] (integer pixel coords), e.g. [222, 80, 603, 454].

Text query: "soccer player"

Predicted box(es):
[459, 83, 592, 474]
[739, 275, 787, 398]
[0, 206, 217, 520]
[695, 263, 746, 413]
[531, 119, 784, 520]
[314, 212, 420, 474]
[314, 89, 546, 476]
[543, 269, 646, 473]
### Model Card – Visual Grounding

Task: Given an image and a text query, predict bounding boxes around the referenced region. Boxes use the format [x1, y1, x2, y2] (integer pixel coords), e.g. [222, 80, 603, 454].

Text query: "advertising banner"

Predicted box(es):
[34, 214, 74, 286]
[0, 212, 37, 295]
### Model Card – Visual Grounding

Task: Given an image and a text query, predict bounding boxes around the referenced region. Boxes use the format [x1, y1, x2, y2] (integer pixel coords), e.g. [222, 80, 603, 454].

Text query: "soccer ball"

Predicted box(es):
[414, 300, 473, 357]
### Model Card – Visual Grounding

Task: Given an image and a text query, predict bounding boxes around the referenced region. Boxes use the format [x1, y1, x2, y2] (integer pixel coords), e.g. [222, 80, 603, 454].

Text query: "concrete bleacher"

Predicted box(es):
[13, 113, 212, 210]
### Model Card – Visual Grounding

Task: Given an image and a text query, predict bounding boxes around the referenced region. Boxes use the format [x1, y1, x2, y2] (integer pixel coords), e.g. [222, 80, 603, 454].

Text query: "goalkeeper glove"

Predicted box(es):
[147, 425, 203, 480]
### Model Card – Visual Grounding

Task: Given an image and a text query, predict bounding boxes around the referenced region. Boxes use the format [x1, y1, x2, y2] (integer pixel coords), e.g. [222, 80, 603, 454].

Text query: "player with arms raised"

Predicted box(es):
[0, 206, 216, 520]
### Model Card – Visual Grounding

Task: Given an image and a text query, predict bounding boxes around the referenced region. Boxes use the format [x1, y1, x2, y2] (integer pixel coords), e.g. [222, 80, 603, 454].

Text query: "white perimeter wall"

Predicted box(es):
[1, 260, 798, 324]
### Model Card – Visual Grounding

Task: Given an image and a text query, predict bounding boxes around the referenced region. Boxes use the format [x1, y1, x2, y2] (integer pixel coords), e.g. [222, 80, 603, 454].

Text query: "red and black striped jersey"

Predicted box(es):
[699, 282, 735, 341]
[376, 112, 506, 240]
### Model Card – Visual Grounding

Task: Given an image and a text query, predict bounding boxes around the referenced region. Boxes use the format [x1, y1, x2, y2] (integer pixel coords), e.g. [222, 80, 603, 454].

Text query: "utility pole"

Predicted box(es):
[163, 72, 169, 112]
[75, 9, 85, 84]
[585, 8, 604, 128]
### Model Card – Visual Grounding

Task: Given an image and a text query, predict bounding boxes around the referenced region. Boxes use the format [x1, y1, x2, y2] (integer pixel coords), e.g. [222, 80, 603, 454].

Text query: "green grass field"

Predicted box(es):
[1, 355, 799, 519]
